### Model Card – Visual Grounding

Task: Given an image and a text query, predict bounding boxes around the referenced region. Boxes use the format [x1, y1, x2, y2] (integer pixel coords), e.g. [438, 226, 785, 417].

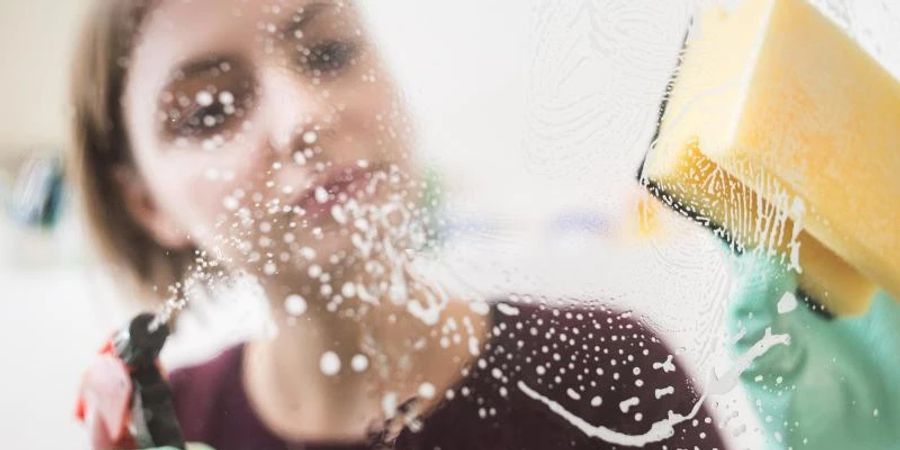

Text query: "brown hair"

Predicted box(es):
[70, 0, 193, 298]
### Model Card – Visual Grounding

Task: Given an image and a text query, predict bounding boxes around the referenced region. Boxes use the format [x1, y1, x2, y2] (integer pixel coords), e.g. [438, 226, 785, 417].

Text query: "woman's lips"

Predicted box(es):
[293, 164, 378, 218]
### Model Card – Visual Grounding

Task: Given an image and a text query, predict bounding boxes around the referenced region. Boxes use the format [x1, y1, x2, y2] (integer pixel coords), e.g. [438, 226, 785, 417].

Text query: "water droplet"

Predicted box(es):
[331, 204, 347, 224]
[302, 130, 318, 145]
[382, 392, 398, 417]
[653, 355, 676, 373]
[418, 382, 436, 399]
[315, 186, 329, 204]
[300, 247, 316, 260]
[319, 351, 341, 376]
[777, 291, 798, 314]
[496, 303, 520, 316]
[350, 354, 369, 372]
[195, 90, 214, 106]
[284, 294, 307, 316]
[340, 282, 356, 298]
[619, 396, 640, 413]
[218, 91, 234, 105]
[654, 386, 674, 399]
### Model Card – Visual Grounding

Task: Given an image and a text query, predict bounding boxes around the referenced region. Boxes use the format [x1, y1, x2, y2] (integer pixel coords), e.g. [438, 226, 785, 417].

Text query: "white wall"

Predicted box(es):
[0, 0, 90, 151]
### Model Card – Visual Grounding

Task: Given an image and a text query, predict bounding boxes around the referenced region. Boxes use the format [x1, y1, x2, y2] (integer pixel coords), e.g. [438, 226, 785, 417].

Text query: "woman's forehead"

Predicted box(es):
[145, 0, 347, 41]
[129, 0, 354, 96]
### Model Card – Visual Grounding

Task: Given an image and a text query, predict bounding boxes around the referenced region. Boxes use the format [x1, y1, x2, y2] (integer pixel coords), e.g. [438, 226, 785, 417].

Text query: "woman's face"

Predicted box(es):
[123, 0, 419, 294]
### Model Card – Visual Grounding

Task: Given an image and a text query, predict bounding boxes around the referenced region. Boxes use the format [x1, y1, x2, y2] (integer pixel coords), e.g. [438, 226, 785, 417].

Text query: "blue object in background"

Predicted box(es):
[6, 155, 65, 228]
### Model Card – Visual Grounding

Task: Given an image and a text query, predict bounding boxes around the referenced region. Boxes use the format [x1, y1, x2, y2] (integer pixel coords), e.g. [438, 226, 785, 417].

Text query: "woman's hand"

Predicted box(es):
[727, 249, 900, 449]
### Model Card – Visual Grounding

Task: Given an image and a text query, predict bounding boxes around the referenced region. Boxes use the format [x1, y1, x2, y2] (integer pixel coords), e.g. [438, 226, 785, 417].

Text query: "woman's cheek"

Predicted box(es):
[153, 151, 245, 243]
[202, 153, 275, 245]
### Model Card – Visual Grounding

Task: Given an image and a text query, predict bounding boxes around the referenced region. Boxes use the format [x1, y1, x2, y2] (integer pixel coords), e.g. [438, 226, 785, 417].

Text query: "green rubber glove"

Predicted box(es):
[727, 250, 900, 449]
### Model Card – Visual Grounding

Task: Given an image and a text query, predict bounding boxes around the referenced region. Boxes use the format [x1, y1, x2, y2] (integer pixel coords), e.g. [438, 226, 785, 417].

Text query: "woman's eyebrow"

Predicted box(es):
[282, 1, 332, 36]
[159, 54, 244, 105]
[171, 54, 234, 80]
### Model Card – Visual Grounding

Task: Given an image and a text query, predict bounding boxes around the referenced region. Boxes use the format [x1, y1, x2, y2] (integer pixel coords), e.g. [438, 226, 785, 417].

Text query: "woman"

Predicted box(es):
[71, 0, 725, 448]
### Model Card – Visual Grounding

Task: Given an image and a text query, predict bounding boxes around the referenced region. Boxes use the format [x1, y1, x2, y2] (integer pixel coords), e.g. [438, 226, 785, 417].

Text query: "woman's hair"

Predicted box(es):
[70, 0, 193, 298]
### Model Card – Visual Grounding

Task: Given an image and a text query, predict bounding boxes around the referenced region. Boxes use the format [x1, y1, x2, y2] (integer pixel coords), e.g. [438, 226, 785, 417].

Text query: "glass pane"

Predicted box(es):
[1, 1, 898, 448]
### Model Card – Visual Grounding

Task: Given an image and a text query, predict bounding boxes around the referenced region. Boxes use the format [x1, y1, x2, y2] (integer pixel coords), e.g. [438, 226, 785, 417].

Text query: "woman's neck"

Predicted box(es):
[243, 266, 491, 443]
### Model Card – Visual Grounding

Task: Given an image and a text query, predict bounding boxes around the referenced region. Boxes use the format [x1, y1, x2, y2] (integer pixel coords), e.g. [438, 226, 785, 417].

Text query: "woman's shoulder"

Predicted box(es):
[167, 344, 251, 443]
[169, 344, 244, 401]
[484, 295, 677, 384]
[407, 296, 724, 449]
[482, 296, 695, 414]
[488, 295, 656, 343]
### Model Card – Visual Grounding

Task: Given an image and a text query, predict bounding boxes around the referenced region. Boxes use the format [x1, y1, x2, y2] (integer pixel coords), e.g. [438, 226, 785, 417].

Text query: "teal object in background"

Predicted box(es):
[6, 155, 65, 229]
[728, 251, 900, 449]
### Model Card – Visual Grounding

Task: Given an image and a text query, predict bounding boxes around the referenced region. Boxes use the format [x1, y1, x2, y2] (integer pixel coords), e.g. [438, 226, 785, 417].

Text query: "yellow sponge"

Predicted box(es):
[641, 0, 900, 315]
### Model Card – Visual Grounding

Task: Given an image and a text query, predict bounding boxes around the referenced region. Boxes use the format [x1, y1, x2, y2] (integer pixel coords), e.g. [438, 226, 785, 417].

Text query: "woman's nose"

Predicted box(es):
[259, 68, 337, 156]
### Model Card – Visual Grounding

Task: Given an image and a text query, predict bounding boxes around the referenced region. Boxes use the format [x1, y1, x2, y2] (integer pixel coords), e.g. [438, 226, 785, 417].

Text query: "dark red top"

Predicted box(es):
[170, 300, 726, 449]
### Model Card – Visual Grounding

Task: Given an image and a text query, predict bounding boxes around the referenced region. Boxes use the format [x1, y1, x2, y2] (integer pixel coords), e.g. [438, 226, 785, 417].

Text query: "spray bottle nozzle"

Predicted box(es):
[107, 312, 185, 449]
[114, 313, 170, 369]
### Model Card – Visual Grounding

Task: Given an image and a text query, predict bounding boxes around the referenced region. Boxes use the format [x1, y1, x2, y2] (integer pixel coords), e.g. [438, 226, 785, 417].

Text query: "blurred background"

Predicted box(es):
[1, 0, 897, 448]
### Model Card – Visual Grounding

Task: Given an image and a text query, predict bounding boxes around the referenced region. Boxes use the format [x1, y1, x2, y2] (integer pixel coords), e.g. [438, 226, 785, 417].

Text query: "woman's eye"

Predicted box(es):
[159, 57, 258, 142]
[299, 40, 356, 75]
[163, 86, 254, 140]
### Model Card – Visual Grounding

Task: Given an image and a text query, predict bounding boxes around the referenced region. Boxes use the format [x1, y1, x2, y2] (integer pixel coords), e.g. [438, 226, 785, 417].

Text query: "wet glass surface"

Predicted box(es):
[1, 1, 898, 448]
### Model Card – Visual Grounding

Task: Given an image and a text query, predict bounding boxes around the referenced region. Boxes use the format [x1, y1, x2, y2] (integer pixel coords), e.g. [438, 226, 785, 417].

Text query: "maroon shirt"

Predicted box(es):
[170, 300, 726, 449]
